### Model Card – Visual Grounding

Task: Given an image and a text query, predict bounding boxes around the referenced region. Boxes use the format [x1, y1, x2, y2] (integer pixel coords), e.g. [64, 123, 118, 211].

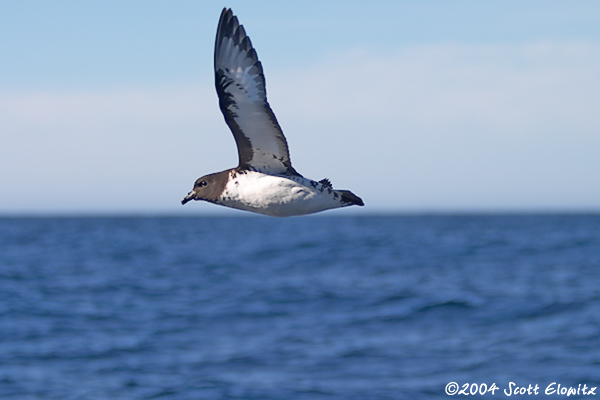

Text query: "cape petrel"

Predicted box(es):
[182, 8, 364, 217]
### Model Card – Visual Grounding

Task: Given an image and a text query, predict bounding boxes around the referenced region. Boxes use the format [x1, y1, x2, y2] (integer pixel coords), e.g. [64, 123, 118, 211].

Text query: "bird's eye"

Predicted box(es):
[197, 181, 207, 187]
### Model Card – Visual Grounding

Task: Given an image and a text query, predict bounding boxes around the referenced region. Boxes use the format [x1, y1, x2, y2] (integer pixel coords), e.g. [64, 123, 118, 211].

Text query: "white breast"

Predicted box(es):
[218, 171, 342, 217]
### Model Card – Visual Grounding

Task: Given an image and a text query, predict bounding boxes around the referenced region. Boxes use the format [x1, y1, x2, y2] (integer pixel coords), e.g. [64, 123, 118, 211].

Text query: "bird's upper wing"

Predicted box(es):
[214, 8, 297, 175]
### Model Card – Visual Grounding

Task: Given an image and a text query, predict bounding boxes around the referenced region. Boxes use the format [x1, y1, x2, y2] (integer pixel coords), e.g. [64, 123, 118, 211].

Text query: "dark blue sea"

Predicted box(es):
[1, 215, 599, 400]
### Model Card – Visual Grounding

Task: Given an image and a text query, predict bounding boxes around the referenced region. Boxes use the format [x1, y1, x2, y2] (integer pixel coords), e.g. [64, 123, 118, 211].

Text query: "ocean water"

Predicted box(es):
[0, 215, 599, 400]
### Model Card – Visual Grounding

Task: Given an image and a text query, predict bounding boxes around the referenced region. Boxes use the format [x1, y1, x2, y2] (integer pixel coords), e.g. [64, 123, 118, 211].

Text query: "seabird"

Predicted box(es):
[182, 8, 364, 217]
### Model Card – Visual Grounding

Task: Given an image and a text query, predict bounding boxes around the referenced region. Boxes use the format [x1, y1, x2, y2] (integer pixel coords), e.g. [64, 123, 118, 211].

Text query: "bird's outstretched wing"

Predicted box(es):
[214, 8, 296, 175]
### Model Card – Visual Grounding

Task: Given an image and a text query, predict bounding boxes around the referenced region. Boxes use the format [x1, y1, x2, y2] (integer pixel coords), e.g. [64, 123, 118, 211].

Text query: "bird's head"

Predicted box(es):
[181, 171, 229, 205]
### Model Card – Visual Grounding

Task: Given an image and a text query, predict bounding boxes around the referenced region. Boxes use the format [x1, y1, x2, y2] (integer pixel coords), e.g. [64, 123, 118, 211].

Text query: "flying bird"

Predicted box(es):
[182, 8, 364, 217]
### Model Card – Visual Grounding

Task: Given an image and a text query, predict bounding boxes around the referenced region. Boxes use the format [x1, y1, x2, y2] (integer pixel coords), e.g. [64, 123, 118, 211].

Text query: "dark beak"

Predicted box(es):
[181, 191, 195, 205]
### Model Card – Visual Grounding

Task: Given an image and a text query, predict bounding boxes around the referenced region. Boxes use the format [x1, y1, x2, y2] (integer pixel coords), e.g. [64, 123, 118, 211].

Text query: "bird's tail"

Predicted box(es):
[336, 190, 364, 207]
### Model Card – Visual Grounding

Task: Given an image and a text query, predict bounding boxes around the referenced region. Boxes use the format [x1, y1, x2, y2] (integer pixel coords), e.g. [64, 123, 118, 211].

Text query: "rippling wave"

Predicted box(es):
[1, 215, 599, 399]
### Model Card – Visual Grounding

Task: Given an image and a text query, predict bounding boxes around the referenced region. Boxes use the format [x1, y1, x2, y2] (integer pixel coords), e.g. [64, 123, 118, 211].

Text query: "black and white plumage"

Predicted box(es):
[182, 8, 363, 217]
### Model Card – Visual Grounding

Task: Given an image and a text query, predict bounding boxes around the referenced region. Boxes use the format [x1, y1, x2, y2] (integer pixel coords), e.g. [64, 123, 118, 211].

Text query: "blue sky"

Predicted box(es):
[2, 1, 600, 214]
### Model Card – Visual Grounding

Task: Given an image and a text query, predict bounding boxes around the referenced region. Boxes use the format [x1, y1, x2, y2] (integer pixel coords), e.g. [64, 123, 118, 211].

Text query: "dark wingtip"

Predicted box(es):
[220, 8, 233, 20]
